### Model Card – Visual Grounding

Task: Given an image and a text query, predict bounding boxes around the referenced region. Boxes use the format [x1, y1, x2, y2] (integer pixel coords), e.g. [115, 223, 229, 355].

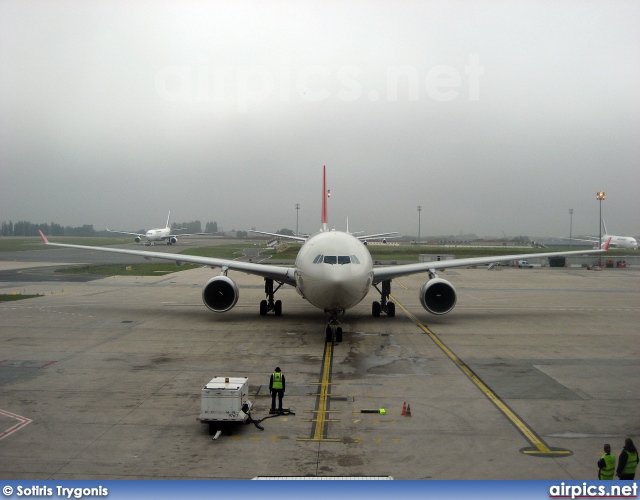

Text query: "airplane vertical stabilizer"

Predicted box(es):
[322, 165, 328, 232]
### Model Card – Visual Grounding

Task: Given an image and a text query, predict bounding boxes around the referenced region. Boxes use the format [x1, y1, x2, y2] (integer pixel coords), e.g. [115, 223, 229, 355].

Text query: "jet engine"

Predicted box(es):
[419, 278, 457, 315]
[169, 236, 177, 244]
[135, 236, 141, 243]
[202, 276, 239, 313]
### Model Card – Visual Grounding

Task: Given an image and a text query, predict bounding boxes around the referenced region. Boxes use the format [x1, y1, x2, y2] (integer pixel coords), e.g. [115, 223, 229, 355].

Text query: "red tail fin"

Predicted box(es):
[322, 165, 328, 231]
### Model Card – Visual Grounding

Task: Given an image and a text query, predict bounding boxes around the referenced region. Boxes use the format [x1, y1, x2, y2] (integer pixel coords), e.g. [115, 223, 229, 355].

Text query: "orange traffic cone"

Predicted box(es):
[405, 403, 412, 417]
[401, 402, 407, 415]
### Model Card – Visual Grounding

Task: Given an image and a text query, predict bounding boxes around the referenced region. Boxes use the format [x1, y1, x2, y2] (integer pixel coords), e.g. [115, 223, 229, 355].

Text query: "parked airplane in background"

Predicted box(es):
[107, 212, 193, 245]
[567, 221, 638, 250]
[39, 166, 610, 342]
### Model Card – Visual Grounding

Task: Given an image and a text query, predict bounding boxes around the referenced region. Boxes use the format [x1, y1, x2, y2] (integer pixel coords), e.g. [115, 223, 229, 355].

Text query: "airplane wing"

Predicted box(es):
[357, 232, 400, 241]
[249, 230, 307, 242]
[106, 229, 144, 238]
[558, 236, 599, 243]
[38, 231, 297, 285]
[372, 242, 610, 283]
[167, 232, 213, 238]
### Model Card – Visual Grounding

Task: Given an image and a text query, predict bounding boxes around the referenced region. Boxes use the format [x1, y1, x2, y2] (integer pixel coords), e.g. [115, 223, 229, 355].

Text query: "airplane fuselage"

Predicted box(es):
[145, 228, 171, 241]
[294, 231, 374, 314]
[601, 235, 638, 250]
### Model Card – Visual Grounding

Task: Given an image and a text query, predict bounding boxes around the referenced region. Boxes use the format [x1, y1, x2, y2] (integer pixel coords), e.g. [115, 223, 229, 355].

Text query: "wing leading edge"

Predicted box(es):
[372, 241, 611, 283]
[38, 231, 296, 285]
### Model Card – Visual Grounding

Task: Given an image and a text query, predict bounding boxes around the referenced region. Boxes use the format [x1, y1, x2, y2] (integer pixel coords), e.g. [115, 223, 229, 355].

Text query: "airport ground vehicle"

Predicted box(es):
[516, 260, 534, 268]
[197, 377, 252, 437]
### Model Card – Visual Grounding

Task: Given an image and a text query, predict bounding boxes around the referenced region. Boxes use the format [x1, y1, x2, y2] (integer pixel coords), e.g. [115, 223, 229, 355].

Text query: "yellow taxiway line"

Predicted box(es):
[392, 294, 572, 457]
[297, 339, 342, 442]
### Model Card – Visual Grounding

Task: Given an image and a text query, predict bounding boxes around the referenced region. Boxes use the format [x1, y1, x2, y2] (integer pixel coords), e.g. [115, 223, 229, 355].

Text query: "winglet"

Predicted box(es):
[38, 230, 49, 244]
[602, 237, 612, 251]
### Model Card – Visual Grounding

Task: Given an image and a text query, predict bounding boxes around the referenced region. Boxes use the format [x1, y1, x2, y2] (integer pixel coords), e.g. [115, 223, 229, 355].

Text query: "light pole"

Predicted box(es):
[295, 203, 300, 236]
[596, 191, 605, 266]
[569, 208, 573, 249]
[417, 206, 422, 245]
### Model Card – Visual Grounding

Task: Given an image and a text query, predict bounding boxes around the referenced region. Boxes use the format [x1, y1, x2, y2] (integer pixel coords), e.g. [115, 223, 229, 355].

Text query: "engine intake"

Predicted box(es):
[170, 236, 177, 244]
[202, 276, 239, 313]
[419, 278, 457, 315]
[134, 236, 141, 243]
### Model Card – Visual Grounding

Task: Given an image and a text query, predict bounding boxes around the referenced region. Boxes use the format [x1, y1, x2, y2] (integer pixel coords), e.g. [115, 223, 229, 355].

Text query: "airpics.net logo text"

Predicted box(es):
[155, 54, 484, 112]
[549, 482, 638, 499]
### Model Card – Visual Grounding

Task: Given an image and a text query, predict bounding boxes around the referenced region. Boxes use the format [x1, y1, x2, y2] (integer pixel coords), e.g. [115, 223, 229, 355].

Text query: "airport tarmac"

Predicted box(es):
[0, 244, 638, 479]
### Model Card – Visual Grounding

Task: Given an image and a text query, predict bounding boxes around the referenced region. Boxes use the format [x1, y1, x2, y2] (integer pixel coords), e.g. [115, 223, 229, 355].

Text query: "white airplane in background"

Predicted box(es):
[107, 212, 192, 246]
[565, 220, 638, 250]
[595, 221, 637, 250]
[39, 166, 610, 342]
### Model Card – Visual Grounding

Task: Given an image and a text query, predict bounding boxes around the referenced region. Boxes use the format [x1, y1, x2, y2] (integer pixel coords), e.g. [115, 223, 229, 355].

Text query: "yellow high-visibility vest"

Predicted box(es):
[272, 372, 283, 390]
[622, 451, 638, 476]
[599, 454, 615, 480]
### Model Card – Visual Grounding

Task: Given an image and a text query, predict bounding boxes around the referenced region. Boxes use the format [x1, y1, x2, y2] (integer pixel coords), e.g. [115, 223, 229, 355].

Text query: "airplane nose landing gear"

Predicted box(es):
[325, 323, 343, 343]
[325, 311, 344, 343]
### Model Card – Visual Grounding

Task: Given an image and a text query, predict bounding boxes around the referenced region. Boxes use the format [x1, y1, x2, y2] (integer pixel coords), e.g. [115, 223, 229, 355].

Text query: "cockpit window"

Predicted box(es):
[317, 255, 360, 265]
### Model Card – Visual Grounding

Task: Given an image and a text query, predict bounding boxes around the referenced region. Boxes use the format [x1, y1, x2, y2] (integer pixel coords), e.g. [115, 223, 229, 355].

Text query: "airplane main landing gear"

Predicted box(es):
[372, 280, 396, 317]
[260, 278, 283, 316]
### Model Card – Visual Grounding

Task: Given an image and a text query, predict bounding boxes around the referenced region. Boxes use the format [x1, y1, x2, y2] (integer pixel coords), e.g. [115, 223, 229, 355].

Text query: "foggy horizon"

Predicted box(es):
[2, 1, 639, 239]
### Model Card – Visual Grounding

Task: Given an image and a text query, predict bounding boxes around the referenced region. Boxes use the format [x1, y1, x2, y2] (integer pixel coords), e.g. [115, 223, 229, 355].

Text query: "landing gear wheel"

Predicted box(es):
[325, 325, 333, 343]
[372, 301, 381, 317]
[387, 301, 396, 317]
[259, 300, 268, 316]
[274, 300, 282, 316]
[336, 327, 343, 343]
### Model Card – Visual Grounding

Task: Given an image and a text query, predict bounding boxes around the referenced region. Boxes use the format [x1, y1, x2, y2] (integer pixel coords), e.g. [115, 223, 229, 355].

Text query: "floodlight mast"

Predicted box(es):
[417, 206, 422, 245]
[569, 208, 573, 249]
[596, 191, 605, 266]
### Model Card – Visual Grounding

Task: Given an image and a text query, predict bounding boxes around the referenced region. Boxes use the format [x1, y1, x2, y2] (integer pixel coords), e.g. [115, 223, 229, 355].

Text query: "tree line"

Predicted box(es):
[170, 221, 219, 234]
[2, 220, 220, 237]
[1, 221, 95, 237]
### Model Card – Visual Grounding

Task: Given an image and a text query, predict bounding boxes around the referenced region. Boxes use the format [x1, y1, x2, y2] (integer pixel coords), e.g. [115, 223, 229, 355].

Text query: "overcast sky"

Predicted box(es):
[1, 0, 639, 238]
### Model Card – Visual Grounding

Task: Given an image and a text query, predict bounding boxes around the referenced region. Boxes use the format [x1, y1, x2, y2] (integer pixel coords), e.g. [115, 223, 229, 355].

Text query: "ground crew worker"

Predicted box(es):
[269, 367, 285, 414]
[597, 444, 616, 480]
[616, 438, 638, 479]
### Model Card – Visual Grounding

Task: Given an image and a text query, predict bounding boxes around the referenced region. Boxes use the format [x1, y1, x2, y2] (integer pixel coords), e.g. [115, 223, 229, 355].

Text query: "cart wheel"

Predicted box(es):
[208, 423, 218, 435]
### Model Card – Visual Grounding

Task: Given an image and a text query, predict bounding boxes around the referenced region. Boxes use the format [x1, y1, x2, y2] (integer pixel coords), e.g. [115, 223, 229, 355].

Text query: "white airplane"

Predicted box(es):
[107, 212, 192, 246]
[39, 166, 610, 342]
[568, 221, 638, 250]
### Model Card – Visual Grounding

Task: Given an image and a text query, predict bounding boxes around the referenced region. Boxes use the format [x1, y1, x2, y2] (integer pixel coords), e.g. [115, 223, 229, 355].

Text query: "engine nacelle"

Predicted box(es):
[202, 275, 239, 313]
[419, 278, 457, 315]
[170, 236, 177, 244]
[134, 236, 141, 243]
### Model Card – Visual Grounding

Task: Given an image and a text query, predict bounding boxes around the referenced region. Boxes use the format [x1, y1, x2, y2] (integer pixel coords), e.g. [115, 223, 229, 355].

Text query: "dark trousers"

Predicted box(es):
[271, 390, 284, 411]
